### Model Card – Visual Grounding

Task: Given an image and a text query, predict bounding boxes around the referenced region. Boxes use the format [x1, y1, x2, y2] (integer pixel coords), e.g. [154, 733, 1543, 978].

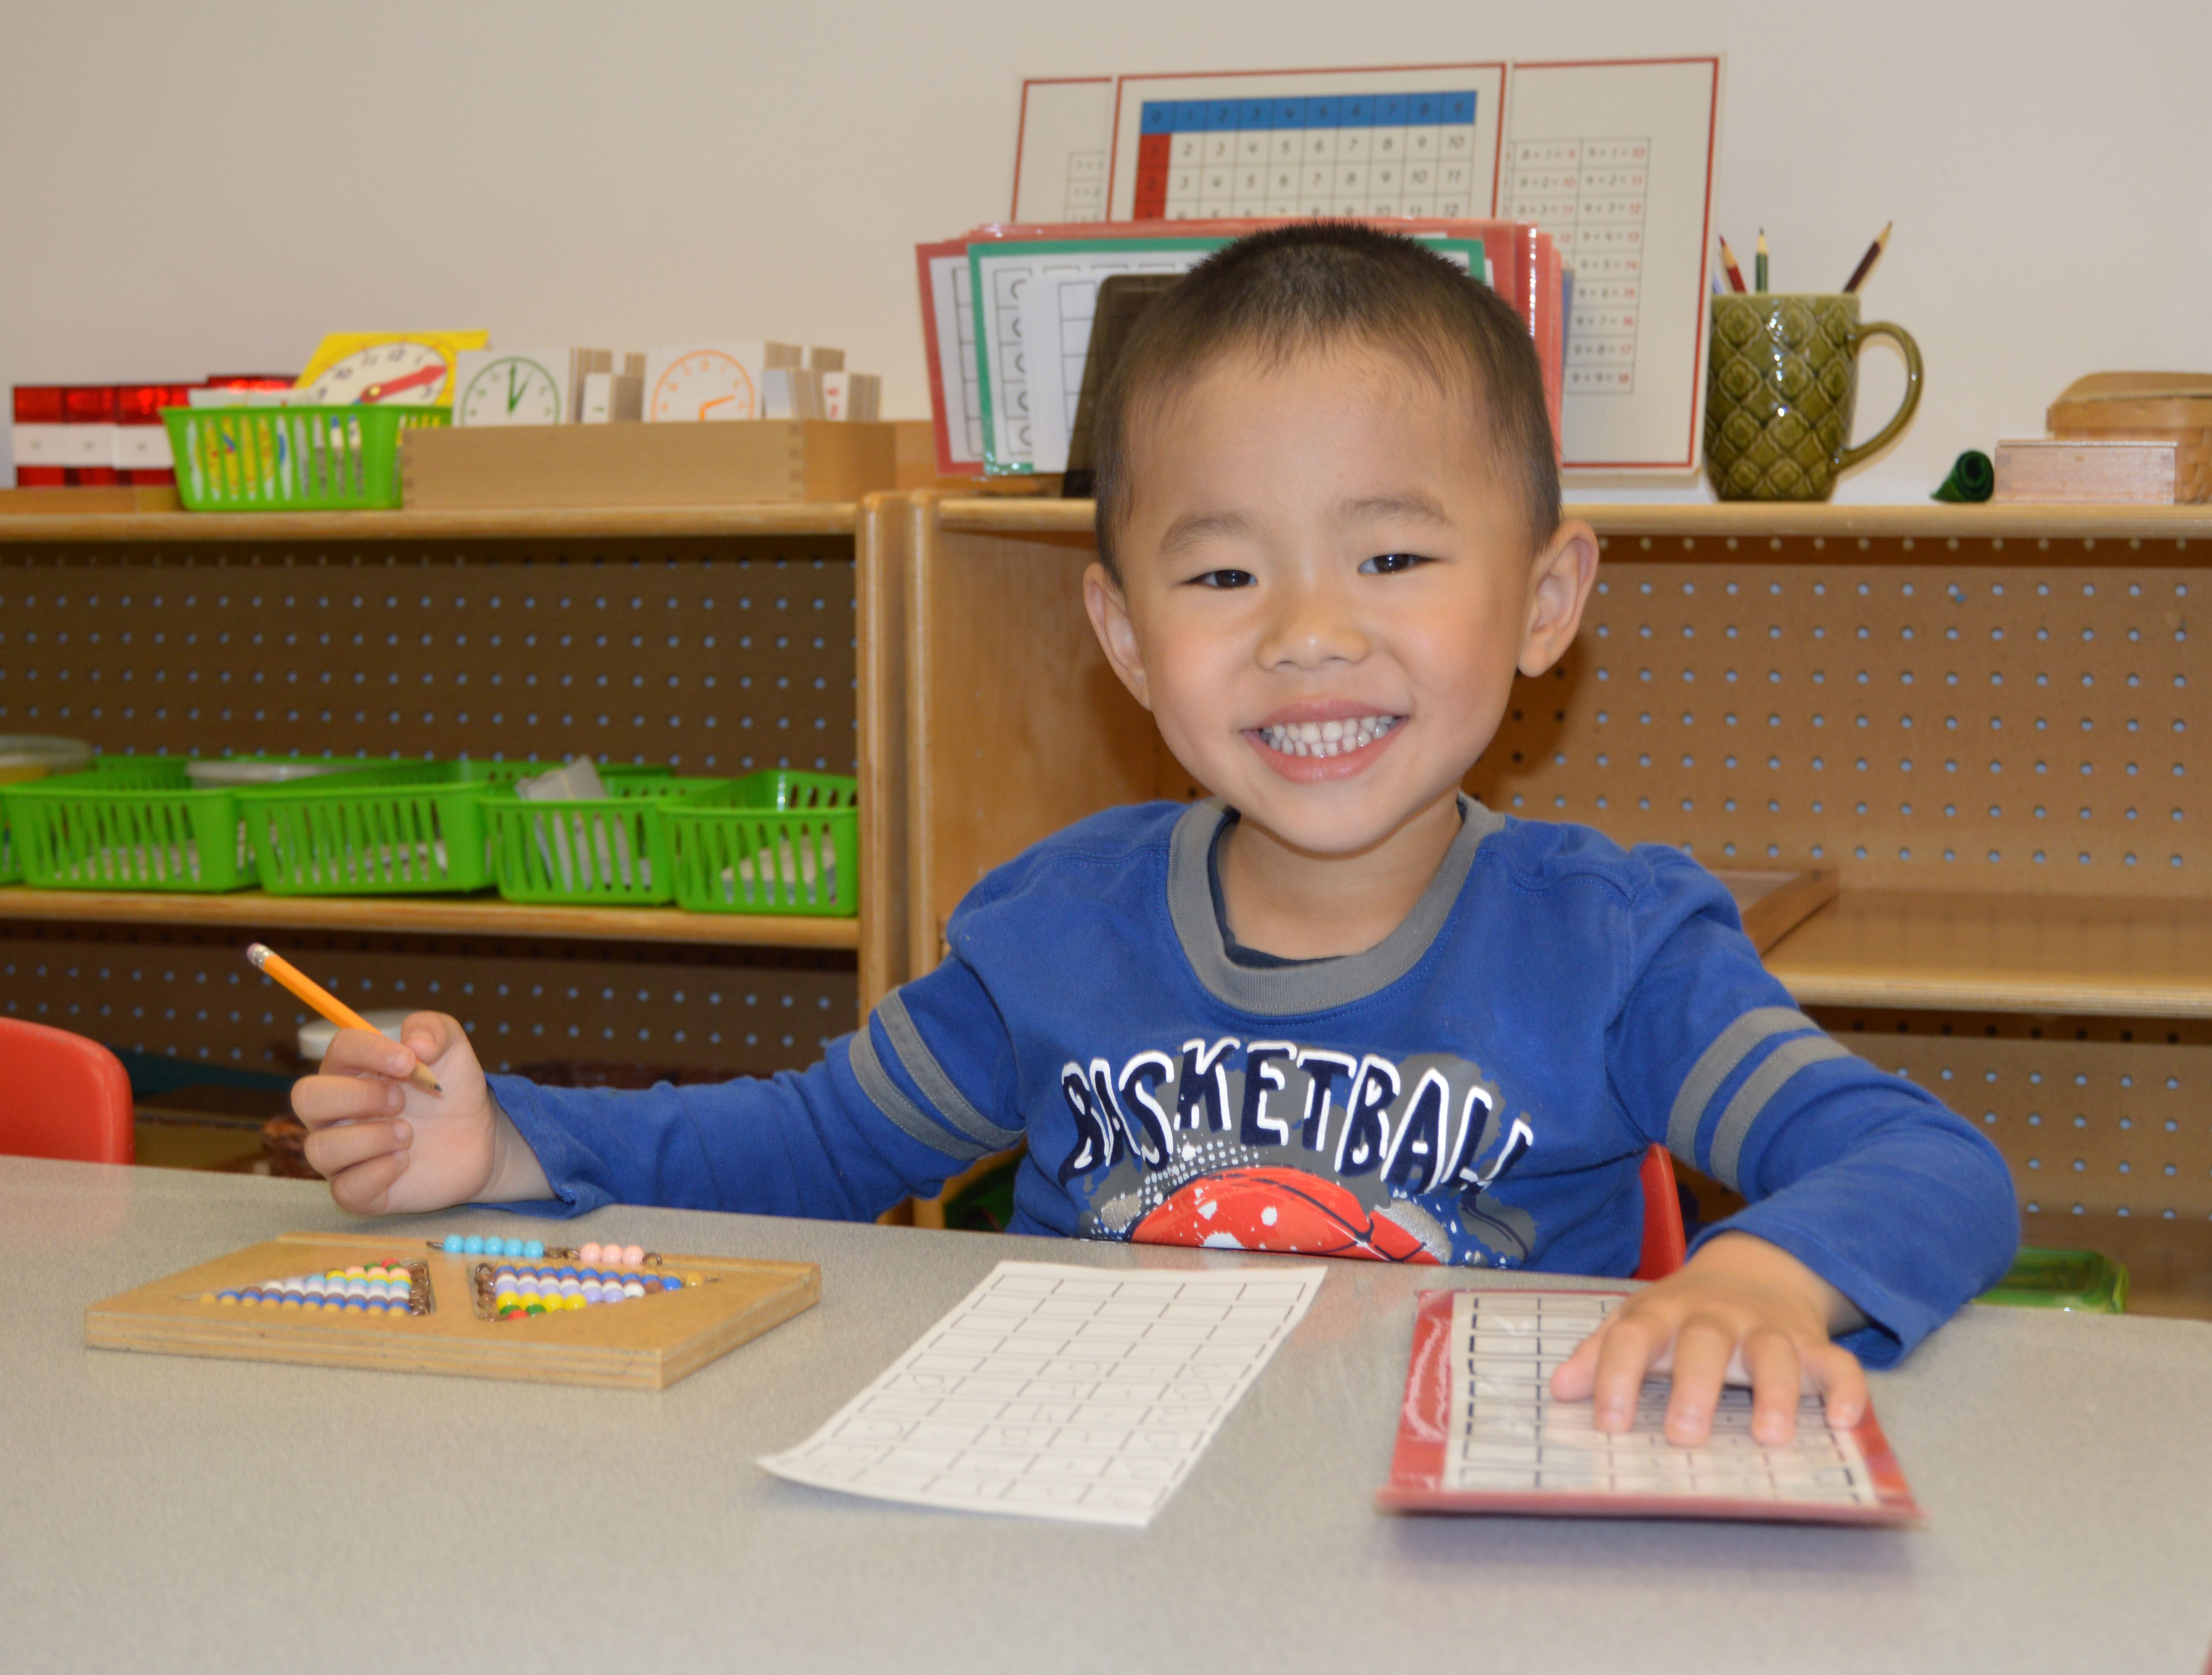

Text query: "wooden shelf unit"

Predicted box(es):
[0, 503, 863, 545]
[938, 496, 2212, 544]
[899, 495, 2212, 1298]
[0, 888, 859, 951]
[0, 499, 910, 1089]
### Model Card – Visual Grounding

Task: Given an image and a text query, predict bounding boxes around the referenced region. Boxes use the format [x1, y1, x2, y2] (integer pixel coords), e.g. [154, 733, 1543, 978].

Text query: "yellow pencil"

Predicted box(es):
[245, 941, 443, 1094]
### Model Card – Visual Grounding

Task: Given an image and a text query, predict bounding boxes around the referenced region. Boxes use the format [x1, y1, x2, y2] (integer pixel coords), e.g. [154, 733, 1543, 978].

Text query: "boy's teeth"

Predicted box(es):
[1256, 715, 1399, 758]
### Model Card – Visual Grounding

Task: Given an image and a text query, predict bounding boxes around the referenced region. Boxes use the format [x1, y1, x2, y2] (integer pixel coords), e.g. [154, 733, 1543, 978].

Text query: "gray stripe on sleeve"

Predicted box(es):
[1708, 1034, 1855, 1191]
[1665, 1006, 1821, 1164]
[873, 989, 1022, 1151]
[847, 1022, 991, 1164]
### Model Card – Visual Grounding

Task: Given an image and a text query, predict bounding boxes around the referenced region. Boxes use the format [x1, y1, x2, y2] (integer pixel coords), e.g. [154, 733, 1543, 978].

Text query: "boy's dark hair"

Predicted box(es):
[1090, 222, 1560, 582]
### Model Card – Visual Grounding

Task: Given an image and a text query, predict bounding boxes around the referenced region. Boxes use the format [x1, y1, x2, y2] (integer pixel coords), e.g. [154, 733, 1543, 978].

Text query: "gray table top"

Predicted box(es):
[4, 1158, 2208, 1675]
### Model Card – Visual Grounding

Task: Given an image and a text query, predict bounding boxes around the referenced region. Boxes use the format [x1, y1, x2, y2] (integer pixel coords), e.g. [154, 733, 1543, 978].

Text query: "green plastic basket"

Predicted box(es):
[482, 777, 730, 906]
[447, 759, 677, 787]
[1, 758, 441, 892]
[163, 404, 449, 511]
[242, 778, 498, 895]
[666, 771, 859, 917]
[1977, 1246, 2131, 1313]
[0, 757, 186, 884]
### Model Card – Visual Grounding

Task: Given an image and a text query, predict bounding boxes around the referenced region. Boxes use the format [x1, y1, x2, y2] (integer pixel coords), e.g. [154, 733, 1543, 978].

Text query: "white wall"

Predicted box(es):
[3, 0, 2207, 502]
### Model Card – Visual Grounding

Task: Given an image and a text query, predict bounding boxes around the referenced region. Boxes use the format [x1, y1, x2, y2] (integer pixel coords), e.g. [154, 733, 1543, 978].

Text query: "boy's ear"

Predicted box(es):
[1083, 562, 1154, 712]
[1518, 519, 1600, 678]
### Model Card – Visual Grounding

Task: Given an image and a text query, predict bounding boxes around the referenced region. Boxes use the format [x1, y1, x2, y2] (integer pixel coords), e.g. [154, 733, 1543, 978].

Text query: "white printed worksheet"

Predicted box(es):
[760, 1260, 1324, 1527]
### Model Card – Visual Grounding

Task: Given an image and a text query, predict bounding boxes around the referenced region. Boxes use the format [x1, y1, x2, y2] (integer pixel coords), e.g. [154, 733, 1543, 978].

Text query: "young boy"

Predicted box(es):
[296, 224, 2017, 1447]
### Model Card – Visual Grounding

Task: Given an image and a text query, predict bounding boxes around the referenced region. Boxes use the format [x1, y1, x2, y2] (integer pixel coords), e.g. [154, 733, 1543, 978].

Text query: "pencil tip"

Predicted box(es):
[245, 943, 270, 966]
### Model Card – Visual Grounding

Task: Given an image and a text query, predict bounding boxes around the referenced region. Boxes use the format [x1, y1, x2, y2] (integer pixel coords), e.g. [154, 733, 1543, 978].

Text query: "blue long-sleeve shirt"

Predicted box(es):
[491, 798, 2019, 1365]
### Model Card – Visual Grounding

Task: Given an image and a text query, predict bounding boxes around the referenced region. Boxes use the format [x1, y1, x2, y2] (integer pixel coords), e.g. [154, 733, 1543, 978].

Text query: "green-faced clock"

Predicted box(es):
[452, 350, 570, 427]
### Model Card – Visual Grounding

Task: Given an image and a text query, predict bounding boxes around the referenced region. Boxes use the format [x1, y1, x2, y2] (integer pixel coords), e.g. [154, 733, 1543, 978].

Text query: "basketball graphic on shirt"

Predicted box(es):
[1131, 1168, 1442, 1263]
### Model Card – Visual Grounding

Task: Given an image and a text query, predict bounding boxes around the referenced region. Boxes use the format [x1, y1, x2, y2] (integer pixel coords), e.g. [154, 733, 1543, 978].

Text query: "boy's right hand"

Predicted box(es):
[292, 1012, 549, 1214]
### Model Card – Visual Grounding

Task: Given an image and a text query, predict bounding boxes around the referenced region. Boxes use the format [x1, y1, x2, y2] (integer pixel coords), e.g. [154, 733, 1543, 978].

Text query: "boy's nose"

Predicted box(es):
[1257, 578, 1370, 670]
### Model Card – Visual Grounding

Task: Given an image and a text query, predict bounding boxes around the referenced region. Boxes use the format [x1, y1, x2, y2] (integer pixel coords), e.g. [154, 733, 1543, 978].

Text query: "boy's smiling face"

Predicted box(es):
[1086, 343, 1597, 861]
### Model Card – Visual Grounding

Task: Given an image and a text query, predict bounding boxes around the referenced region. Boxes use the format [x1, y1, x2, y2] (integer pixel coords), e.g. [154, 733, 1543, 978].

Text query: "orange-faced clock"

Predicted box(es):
[294, 331, 490, 405]
[643, 342, 802, 421]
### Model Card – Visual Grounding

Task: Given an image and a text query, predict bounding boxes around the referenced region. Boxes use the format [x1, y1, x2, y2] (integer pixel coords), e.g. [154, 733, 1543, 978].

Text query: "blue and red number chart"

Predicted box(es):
[1108, 67, 1506, 223]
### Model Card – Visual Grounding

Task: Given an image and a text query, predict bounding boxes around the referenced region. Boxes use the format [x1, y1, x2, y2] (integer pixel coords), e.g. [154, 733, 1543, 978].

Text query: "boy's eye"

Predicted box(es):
[1192, 569, 1257, 589]
[1361, 551, 1429, 576]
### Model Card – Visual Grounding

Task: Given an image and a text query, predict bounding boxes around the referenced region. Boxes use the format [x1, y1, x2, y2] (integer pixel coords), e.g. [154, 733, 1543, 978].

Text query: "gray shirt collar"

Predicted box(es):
[1166, 794, 1504, 1017]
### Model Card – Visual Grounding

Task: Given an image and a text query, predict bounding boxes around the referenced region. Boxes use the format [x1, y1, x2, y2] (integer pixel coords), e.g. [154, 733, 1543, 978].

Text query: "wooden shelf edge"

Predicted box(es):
[1578, 502, 2212, 542]
[0, 888, 860, 950]
[0, 503, 862, 544]
[935, 497, 2212, 542]
[1771, 968, 2212, 1020]
[1761, 887, 2212, 1019]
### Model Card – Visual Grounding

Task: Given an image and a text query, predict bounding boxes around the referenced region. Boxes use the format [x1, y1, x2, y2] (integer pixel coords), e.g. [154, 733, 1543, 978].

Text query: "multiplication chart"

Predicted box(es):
[1131, 92, 1487, 221]
[1013, 78, 1115, 223]
[1502, 137, 1650, 395]
[1503, 56, 1722, 471]
[1107, 66, 1505, 223]
[1378, 1289, 1923, 1525]
[760, 1261, 1323, 1527]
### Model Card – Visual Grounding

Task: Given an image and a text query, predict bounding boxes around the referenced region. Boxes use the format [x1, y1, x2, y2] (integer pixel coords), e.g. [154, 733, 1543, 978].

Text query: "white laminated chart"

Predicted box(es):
[1012, 78, 1115, 223]
[1502, 57, 1723, 472]
[1502, 136, 1651, 395]
[970, 235, 1488, 473]
[760, 1261, 1324, 1527]
[916, 243, 985, 470]
[1379, 1289, 1923, 1525]
[967, 239, 1220, 473]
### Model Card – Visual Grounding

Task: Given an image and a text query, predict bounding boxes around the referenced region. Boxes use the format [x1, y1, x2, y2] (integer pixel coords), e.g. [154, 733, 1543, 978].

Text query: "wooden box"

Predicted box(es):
[400, 420, 900, 511]
[2047, 372, 2212, 503]
[1992, 438, 2178, 504]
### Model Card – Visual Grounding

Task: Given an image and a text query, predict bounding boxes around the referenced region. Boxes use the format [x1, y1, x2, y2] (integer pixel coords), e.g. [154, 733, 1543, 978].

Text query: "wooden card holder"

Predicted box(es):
[85, 1232, 820, 1390]
[400, 420, 899, 511]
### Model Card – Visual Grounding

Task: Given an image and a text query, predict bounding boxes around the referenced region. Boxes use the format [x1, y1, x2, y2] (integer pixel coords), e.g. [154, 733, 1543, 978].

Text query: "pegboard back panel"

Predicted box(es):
[0, 536, 855, 777]
[1818, 1008, 2212, 1223]
[0, 919, 855, 1082]
[1472, 540, 2203, 897]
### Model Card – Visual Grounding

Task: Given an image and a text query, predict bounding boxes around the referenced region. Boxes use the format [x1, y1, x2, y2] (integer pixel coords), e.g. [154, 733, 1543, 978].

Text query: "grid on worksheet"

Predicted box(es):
[1445, 1291, 1879, 1507]
[786, 1268, 1313, 1519]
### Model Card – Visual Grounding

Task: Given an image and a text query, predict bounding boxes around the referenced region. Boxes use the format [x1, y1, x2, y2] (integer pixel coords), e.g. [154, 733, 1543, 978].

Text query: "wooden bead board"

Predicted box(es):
[84, 1232, 820, 1390]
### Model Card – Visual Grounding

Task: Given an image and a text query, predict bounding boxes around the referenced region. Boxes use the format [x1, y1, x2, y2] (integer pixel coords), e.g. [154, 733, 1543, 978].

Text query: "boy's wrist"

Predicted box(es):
[480, 1089, 554, 1203]
[1689, 1230, 1867, 1337]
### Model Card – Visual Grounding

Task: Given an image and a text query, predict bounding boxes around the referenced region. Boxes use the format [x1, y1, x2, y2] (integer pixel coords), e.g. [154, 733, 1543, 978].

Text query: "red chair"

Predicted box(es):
[0, 1017, 135, 1164]
[1634, 1143, 1688, 1280]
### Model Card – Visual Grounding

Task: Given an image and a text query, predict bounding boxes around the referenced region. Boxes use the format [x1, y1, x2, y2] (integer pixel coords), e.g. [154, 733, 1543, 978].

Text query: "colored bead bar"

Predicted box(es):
[438, 1235, 546, 1259]
[432, 1237, 662, 1267]
[468, 1259, 702, 1323]
[199, 1259, 432, 1317]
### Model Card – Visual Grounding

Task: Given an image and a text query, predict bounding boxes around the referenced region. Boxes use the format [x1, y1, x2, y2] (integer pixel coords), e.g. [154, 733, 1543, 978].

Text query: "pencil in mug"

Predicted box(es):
[1842, 221, 1893, 294]
[1717, 235, 1748, 293]
[245, 941, 443, 1094]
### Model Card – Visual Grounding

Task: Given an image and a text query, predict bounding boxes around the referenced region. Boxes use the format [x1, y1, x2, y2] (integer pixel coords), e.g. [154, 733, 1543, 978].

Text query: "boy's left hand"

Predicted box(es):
[1549, 1232, 1868, 1447]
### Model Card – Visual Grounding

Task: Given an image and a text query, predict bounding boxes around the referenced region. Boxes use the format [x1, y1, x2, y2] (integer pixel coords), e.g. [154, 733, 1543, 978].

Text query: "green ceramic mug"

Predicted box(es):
[1704, 293, 1922, 500]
